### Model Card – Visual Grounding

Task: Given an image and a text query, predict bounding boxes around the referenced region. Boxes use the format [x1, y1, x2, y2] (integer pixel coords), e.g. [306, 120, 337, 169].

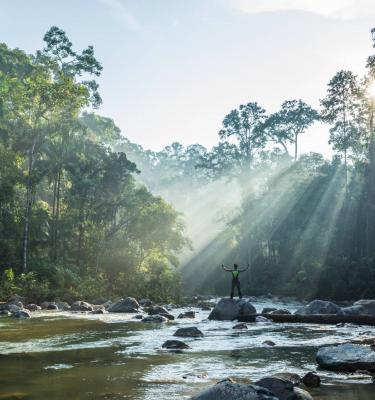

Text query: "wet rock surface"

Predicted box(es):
[107, 297, 139, 313]
[174, 327, 204, 337]
[208, 298, 256, 321]
[295, 300, 342, 315]
[162, 340, 190, 349]
[316, 343, 375, 371]
[191, 378, 279, 400]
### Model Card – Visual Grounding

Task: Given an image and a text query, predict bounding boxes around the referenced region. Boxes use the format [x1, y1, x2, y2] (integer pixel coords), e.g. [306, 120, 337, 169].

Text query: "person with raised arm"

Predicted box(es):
[222, 263, 249, 299]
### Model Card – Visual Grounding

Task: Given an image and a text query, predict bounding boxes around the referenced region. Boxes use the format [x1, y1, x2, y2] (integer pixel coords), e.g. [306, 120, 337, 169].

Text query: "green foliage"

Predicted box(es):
[0, 28, 188, 304]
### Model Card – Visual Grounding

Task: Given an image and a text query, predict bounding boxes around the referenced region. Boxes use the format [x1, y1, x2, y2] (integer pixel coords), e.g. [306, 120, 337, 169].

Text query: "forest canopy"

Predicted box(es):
[2, 26, 375, 302]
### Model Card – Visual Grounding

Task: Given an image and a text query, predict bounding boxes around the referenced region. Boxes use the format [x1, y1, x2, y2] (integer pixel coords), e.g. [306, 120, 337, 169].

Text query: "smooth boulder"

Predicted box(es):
[316, 343, 375, 371]
[302, 372, 320, 388]
[71, 301, 93, 312]
[294, 300, 342, 316]
[174, 327, 203, 338]
[208, 298, 256, 321]
[191, 378, 278, 400]
[178, 311, 196, 319]
[141, 315, 168, 323]
[108, 297, 139, 313]
[13, 309, 31, 319]
[162, 340, 190, 349]
[256, 377, 313, 400]
[342, 299, 375, 316]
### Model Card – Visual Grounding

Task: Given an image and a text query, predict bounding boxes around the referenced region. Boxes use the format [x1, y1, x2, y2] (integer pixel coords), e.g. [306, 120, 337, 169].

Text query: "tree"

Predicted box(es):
[198, 102, 267, 185]
[321, 70, 366, 184]
[263, 100, 318, 161]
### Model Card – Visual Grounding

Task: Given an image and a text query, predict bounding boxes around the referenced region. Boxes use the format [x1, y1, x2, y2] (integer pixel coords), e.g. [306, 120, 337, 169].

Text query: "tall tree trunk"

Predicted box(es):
[22, 142, 36, 273]
[294, 133, 298, 162]
[77, 204, 85, 270]
[344, 148, 348, 187]
[50, 172, 57, 261]
[52, 169, 61, 262]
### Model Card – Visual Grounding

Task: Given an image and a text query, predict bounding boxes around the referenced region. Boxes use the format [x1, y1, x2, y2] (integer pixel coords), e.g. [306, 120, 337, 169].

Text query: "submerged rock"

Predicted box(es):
[191, 378, 278, 400]
[295, 300, 342, 316]
[302, 372, 320, 387]
[141, 315, 168, 323]
[233, 323, 248, 330]
[107, 297, 139, 313]
[316, 343, 375, 371]
[162, 340, 190, 349]
[263, 340, 276, 347]
[208, 298, 256, 321]
[178, 311, 196, 319]
[174, 327, 204, 338]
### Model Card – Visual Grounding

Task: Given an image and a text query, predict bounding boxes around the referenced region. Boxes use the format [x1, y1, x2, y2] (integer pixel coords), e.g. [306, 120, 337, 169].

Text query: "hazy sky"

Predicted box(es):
[2, 0, 375, 158]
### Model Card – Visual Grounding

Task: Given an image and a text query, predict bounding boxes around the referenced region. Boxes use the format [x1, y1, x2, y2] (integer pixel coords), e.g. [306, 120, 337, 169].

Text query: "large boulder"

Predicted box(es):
[316, 343, 375, 371]
[147, 305, 174, 320]
[174, 327, 204, 338]
[107, 297, 139, 313]
[342, 299, 375, 316]
[191, 378, 278, 400]
[255, 377, 313, 400]
[208, 298, 256, 321]
[294, 300, 342, 316]
[71, 301, 94, 312]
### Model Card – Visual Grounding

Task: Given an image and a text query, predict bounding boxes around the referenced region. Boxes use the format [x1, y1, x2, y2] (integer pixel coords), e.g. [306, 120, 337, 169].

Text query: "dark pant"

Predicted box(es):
[230, 279, 242, 299]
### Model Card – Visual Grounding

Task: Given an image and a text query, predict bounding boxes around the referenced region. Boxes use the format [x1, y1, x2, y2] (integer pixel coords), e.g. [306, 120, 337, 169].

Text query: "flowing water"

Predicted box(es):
[0, 298, 374, 399]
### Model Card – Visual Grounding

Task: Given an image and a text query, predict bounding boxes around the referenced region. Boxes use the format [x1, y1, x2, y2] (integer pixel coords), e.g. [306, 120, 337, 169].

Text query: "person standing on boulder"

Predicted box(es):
[222, 264, 249, 299]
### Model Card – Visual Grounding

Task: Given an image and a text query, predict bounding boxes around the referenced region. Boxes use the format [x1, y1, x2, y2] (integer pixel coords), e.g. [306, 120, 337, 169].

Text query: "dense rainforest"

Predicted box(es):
[2, 27, 375, 302]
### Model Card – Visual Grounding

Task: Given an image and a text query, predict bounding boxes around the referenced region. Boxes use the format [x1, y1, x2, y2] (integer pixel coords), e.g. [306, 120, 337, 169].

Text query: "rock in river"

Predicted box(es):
[107, 297, 139, 313]
[233, 323, 248, 330]
[142, 315, 168, 323]
[71, 301, 94, 312]
[178, 311, 196, 319]
[174, 327, 204, 338]
[341, 299, 375, 316]
[191, 378, 278, 400]
[302, 372, 320, 388]
[162, 340, 191, 349]
[13, 309, 31, 319]
[316, 343, 375, 371]
[255, 377, 313, 400]
[294, 299, 342, 315]
[208, 298, 256, 321]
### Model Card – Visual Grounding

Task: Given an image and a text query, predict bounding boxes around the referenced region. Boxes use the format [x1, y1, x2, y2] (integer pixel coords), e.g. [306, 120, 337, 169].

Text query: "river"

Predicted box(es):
[0, 298, 374, 399]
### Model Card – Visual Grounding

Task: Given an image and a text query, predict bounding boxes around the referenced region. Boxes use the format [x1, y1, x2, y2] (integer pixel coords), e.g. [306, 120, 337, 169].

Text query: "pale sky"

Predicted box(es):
[2, 0, 375, 158]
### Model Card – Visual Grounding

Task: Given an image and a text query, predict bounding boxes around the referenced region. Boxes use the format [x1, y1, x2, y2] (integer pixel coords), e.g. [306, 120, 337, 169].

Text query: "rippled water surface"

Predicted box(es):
[0, 298, 374, 399]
